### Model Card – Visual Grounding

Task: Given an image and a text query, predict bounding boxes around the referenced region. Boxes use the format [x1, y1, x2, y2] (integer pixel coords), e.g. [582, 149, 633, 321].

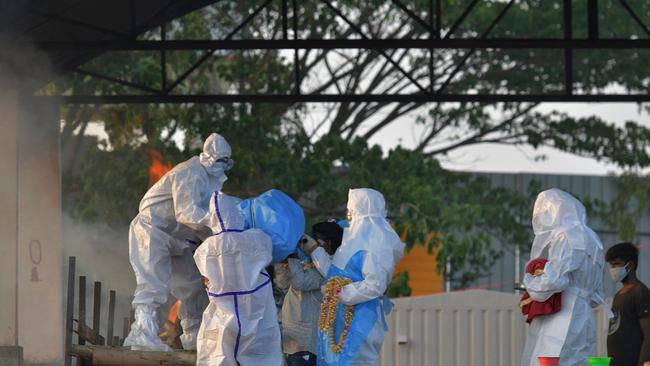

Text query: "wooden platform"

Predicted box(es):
[70, 345, 196, 366]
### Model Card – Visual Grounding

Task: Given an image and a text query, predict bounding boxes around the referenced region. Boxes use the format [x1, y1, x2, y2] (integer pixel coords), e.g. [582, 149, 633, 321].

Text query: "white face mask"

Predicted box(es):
[609, 263, 630, 283]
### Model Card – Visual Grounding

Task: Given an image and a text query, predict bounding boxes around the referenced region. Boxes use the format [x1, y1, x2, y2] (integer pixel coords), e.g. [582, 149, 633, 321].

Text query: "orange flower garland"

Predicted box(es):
[319, 276, 354, 354]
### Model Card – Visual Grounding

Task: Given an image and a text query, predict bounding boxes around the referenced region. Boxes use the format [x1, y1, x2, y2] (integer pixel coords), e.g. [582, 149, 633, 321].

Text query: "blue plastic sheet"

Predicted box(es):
[238, 189, 305, 263]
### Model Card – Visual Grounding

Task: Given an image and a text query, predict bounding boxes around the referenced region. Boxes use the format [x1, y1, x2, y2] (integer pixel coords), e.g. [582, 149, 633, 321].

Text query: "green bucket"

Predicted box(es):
[586, 357, 612, 366]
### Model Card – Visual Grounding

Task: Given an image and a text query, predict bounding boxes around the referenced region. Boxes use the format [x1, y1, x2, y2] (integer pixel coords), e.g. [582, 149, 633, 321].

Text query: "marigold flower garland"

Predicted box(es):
[319, 276, 354, 354]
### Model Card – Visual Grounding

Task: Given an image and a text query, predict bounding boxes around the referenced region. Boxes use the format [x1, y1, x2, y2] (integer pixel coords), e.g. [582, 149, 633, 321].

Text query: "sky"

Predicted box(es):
[84, 102, 650, 177]
[368, 102, 650, 176]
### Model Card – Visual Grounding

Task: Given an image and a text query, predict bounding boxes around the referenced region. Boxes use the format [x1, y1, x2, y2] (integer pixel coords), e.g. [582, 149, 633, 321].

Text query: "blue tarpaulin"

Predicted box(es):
[238, 189, 305, 262]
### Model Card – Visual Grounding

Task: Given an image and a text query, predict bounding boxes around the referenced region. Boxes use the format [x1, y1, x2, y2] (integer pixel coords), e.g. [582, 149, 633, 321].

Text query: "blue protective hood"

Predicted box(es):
[237, 189, 305, 263]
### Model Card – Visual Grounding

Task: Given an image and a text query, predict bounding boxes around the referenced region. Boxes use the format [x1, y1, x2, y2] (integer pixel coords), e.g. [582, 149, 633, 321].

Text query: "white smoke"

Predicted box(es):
[62, 214, 136, 340]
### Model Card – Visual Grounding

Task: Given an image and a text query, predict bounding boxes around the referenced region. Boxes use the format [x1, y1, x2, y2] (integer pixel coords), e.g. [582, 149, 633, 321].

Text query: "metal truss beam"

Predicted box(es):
[48, 94, 650, 104]
[36, 39, 650, 51]
[41, 0, 650, 105]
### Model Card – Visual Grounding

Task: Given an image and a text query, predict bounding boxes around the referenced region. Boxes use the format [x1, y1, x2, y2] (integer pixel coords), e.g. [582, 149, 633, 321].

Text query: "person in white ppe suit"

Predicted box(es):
[305, 188, 404, 366]
[124, 133, 234, 352]
[193, 191, 283, 366]
[520, 188, 611, 366]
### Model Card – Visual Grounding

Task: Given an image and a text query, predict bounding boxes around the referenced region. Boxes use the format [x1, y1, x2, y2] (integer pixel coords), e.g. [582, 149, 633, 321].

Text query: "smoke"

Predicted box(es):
[1, 14, 178, 361]
[0, 19, 137, 362]
[62, 213, 136, 339]
[0, 24, 66, 366]
[0, 36, 55, 95]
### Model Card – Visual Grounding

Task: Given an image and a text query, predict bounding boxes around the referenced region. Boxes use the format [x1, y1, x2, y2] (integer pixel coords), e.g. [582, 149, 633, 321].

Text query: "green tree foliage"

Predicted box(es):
[387, 271, 412, 298]
[588, 173, 650, 243]
[55, 0, 650, 290]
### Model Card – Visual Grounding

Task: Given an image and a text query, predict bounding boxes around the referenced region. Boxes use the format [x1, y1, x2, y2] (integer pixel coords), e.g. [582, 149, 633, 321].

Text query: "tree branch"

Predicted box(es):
[424, 103, 539, 156]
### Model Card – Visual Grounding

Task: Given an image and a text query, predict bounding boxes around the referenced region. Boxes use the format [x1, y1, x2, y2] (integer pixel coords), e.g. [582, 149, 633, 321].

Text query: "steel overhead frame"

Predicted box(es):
[39, 0, 650, 104]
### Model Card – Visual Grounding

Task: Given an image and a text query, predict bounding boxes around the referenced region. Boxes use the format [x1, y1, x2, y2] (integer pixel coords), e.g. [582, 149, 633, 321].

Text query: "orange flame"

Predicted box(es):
[144, 148, 173, 188]
[166, 279, 209, 323]
[167, 300, 181, 323]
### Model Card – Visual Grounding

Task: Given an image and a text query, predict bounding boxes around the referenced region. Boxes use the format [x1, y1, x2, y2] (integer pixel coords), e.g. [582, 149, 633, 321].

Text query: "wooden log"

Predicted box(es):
[122, 317, 129, 339]
[70, 345, 196, 366]
[78, 323, 105, 346]
[93, 281, 104, 345]
[70, 345, 93, 359]
[64, 256, 76, 366]
[78, 276, 86, 366]
[79, 276, 86, 346]
[107, 290, 116, 346]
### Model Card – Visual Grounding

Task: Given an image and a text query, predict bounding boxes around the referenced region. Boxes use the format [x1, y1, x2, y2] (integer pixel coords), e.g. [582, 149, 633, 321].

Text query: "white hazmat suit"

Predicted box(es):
[311, 188, 404, 365]
[521, 188, 612, 366]
[194, 192, 283, 366]
[124, 133, 233, 352]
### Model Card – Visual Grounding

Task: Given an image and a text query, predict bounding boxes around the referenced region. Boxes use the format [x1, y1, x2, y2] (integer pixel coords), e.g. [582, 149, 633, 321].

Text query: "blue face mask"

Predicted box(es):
[609, 263, 630, 283]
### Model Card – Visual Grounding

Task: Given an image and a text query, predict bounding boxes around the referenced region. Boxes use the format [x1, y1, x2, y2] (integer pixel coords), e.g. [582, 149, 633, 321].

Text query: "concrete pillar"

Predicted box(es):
[0, 90, 19, 349]
[0, 93, 62, 365]
[17, 97, 62, 365]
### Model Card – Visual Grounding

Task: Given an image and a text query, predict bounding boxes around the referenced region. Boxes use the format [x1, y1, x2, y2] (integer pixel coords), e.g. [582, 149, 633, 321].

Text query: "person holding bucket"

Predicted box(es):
[520, 189, 612, 366]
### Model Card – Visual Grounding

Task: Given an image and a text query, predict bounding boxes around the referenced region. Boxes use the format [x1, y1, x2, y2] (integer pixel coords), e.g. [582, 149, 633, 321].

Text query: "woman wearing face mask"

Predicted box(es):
[605, 242, 650, 366]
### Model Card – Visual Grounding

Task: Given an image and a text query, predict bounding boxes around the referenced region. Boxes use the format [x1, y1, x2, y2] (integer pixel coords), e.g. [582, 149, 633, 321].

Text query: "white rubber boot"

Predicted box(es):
[179, 318, 201, 351]
[123, 304, 172, 352]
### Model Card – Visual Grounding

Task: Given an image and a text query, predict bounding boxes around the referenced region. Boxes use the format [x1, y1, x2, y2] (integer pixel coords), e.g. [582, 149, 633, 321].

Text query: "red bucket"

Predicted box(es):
[538, 357, 560, 366]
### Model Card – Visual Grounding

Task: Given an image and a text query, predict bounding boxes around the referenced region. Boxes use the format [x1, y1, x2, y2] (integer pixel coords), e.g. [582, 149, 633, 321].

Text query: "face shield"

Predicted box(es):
[215, 156, 234, 171]
[200, 133, 233, 175]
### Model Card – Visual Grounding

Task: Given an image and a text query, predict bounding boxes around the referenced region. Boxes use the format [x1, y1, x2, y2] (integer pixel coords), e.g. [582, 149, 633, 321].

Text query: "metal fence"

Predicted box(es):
[379, 290, 610, 366]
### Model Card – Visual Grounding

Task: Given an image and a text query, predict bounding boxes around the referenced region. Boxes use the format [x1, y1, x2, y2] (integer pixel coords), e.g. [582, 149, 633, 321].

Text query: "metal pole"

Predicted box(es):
[282, 0, 288, 40]
[130, 0, 137, 37]
[161, 24, 167, 93]
[515, 245, 521, 295]
[564, 0, 573, 95]
[445, 257, 452, 292]
[588, 0, 599, 40]
[435, 0, 441, 39]
[292, 0, 300, 95]
[429, 0, 434, 93]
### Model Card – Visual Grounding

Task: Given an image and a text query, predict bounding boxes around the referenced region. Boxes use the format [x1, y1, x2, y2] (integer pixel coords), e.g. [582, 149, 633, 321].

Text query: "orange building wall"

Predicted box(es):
[394, 245, 444, 295]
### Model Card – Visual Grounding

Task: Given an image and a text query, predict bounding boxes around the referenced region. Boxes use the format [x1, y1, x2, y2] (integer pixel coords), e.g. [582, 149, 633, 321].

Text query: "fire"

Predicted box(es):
[159, 300, 182, 349]
[167, 300, 181, 323]
[144, 147, 173, 188]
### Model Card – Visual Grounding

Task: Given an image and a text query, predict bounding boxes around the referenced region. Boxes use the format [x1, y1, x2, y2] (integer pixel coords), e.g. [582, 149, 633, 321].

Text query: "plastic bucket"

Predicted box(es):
[538, 357, 560, 366]
[587, 357, 612, 366]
